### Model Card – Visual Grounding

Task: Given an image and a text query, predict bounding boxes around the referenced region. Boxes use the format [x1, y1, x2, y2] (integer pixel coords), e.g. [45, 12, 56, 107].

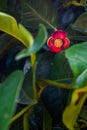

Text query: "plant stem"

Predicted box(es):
[31, 54, 38, 99]
[10, 104, 34, 124]
[23, 106, 33, 130]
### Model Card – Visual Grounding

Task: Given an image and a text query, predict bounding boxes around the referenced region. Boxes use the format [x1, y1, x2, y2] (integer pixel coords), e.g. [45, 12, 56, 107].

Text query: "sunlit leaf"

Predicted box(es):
[65, 42, 87, 76]
[0, 70, 24, 130]
[0, 12, 34, 47]
[16, 24, 47, 60]
[72, 12, 87, 34]
[21, 0, 57, 30]
[63, 86, 87, 130]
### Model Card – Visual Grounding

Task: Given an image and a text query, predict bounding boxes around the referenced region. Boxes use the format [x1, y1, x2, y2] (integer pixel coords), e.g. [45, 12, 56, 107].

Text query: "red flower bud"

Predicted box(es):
[47, 30, 70, 53]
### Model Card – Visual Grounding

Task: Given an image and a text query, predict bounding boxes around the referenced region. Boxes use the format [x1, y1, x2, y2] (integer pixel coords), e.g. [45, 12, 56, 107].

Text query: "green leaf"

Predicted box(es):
[0, 70, 24, 130]
[48, 52, 73, 80]
[74, 69, 87, 89]
[16, 24, 47, 60]
[36, 52, 55, 79]
[65, 42, 87, 77]
[21, 0, 57, 30]
[18, 89, 37, 105]
[72, 12, 87, 34]
[0, 12, 34, 47]
[63, 86, 87, 130]
[18, 69, 35, 104]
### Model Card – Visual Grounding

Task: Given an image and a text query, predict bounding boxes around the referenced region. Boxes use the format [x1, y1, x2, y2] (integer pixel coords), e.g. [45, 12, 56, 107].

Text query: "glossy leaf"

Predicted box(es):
[0, 70, 24, 130]
[65, 42, 87, 76]
[16, 24, 47, 60]
[0, 12, 34, 47]
[63, 86, 87, 130]
[72, 12, 87, 34]
[21, 0, 57, 30]
[74, 69, 87, 89]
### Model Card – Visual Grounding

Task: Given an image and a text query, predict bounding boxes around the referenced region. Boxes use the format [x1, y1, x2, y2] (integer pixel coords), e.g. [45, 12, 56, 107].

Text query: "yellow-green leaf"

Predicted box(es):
[0, 12, 34, 47]
[63, 86, 87, 130]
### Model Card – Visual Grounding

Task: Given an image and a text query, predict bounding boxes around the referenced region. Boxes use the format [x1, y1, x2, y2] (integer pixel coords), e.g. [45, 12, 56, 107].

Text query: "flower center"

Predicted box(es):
[54, 39, 63, 47]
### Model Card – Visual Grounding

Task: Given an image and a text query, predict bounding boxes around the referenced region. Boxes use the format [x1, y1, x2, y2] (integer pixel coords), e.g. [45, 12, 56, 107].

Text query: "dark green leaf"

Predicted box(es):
[21, 0, 57, 30]
[0, 0, 7, 11]
[48, 52, 73, 80]
[0, 33, 22, 59]
[0, 70, 24, 130]
[16, 24, 47, 60]
[72, 12, 87, 34]
[65, 42, 87, 76]
[7, 0, 21, 22]
[18, 89, 37, 105]
[69, 36, 87, 42]
[36, 52, 55, 79]
[18, 69, 36, 104]
[80, 105, 87, 120]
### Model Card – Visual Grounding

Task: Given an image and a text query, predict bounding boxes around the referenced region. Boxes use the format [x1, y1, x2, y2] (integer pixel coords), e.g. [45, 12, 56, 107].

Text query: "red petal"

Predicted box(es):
[52, 30, 67, 39]
[63, 38, 70, 48]
[47, 36, 54, 47]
